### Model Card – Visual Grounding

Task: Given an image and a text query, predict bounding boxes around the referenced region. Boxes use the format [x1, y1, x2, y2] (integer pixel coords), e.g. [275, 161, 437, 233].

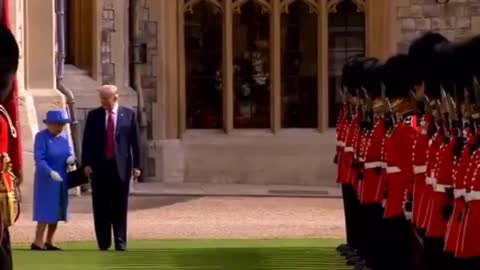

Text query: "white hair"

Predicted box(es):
[97, 85, 118, 95]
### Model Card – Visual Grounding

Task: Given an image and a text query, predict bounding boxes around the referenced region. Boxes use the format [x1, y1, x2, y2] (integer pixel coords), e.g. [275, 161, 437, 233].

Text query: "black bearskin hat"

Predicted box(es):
[360, 59, 383, 99]
[431, 41, 472, 103]
[408, 32, 450, 99]
[0, 24, 19, 102]
[382, 54, 414, 99]
[341, 55, 364, 97]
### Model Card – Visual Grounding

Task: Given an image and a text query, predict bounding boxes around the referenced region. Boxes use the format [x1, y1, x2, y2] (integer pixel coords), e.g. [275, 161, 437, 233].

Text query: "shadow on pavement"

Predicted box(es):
[67, 195, 197, 214]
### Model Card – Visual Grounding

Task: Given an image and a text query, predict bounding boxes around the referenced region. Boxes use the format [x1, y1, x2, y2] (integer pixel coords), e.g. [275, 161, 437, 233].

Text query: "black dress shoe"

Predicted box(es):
[30, 243, 45, 251]
[44, 243, 62, 251]
[336, 243, 348, 252]
[346, 256, 362, 266]
[115, 247, 126, 251]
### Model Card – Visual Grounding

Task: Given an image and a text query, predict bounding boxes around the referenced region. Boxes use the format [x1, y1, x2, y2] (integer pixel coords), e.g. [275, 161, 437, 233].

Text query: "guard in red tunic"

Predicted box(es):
[357, 60, 386, 270]
[336, 56, 364, 259]
[377, 54, 418, 270]
[0, 0, 21, 268]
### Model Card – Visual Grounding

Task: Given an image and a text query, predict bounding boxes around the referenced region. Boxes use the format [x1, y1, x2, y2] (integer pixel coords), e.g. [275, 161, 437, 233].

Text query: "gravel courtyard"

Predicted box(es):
[10, 196, 345, 243]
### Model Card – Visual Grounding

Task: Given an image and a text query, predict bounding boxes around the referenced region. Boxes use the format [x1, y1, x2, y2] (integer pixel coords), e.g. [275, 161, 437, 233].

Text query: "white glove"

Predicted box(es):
[50, 171, 63, 182]
[66, 156, 76, 165]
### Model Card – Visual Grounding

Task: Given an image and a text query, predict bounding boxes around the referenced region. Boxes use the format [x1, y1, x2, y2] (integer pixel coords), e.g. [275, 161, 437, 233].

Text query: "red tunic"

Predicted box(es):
[339, 115, 360, 185]
[419, 132, 444, 230]
[457, 148, 480, 258]
[360, 118, 385, 205]
[375, 136, 388, 205]
[336, 107, 349, 184]
[383, 116, 418, 219]
[353, 127, 366, 192]
[445, 130, 474, 254]
[1, 0, 21, 176]
[425, 135, 455, 238]
[412, 115, 432, 225]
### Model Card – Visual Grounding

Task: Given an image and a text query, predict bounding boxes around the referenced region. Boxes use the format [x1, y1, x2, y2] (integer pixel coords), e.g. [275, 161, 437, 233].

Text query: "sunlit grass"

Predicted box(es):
[13, 239, 349, 270]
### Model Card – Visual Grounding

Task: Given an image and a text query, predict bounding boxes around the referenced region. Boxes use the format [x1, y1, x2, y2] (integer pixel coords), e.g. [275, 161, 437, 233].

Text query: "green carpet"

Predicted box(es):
[13, 239, 350, 270]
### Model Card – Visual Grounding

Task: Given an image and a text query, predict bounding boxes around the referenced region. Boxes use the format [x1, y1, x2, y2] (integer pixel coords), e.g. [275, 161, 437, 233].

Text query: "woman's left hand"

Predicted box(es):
[66, 156, 76, 165]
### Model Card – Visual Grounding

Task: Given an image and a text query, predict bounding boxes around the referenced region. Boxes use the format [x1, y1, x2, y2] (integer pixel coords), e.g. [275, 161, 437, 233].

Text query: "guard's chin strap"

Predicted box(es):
[0, 105, 17, 138]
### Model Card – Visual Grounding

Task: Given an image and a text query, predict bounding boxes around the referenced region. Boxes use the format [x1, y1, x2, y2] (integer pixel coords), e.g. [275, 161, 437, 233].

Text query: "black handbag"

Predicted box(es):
[67, 162, 88, 189]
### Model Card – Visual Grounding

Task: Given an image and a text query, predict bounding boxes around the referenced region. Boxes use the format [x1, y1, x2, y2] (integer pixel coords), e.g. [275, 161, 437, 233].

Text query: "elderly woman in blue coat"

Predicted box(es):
[31, 110, 75, 251]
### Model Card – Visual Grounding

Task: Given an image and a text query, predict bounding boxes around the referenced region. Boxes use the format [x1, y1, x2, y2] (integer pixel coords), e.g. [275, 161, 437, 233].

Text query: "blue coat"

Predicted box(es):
[33, 129, 72, 223]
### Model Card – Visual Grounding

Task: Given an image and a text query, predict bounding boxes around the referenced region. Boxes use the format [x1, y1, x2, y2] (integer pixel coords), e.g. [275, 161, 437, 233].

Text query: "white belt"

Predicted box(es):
[414, 165, 427, 174]
[454, 189, 466, 199]
[466, 191, 480, 202]
[381, 162, 387, 169]
[365, 161, 383, 169]
[344, 147, 354, 153]
[386, 166, 401, 174]
[434, 184, 453, 193]
[337, 141, 346, 147]
[425, 177, 436, 185]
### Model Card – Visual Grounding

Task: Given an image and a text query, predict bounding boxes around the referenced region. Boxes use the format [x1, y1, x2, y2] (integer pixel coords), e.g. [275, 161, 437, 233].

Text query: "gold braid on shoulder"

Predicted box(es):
[0, 105, 17, 139]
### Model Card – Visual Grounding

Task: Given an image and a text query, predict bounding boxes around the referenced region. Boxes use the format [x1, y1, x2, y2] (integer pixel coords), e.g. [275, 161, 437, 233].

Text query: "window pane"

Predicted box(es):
[328, 0, 365, 127]
[185, 2, 223, 129]
[280, 1, 318, 128]
[233, 1, 271, 129]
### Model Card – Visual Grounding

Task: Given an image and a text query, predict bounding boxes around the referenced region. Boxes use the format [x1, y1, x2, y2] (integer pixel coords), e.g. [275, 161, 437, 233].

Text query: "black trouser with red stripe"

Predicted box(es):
[0, 228, 13, 270]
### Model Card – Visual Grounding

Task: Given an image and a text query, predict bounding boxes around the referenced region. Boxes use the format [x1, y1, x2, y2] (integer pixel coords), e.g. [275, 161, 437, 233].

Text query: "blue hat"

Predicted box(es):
[43, 110, 71, 124]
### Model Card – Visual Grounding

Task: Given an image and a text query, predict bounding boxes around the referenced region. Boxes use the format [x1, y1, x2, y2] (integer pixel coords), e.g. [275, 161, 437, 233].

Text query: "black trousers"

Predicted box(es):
[378, 216, 416, 270]
[452, 258, 480, 270]
[0, 228, 12, 270]
[342, 184, 357, 249]
[423, 237, 454, 270]
[409, 225, 424, 270]
[91, 160, 130, 250]
[359, 204, 384, 269]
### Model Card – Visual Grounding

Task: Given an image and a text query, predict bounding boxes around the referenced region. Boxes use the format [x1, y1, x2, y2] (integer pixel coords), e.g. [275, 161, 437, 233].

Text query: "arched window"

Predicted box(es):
[327, 0, 365, 127]
[233, 1, 271, 129]
[177, 0, 390, 134]
[280, 0, 319, 128]
[184, 0, 224, 129]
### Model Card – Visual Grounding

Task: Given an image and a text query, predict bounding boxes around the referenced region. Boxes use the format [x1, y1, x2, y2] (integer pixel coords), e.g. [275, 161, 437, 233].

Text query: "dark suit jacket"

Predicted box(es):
[81, 106, 141, 181]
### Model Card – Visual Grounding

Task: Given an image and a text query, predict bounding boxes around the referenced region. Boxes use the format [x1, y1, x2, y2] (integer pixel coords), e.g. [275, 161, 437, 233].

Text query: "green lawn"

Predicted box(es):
[13, 239, 350, 270]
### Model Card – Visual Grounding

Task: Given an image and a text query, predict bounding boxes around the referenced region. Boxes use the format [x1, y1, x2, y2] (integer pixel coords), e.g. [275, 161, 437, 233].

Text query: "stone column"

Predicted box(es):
[24, 0, 66, 203]
[148, 0, 184, 183]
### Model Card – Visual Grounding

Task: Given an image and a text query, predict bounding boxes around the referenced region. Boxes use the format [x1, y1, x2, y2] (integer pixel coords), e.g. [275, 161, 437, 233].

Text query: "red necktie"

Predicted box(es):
[105, 110, 115, 159]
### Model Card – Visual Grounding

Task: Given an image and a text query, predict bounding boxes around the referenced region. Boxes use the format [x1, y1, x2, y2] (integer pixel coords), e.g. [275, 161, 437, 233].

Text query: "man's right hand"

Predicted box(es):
[84, 166, 93, 179]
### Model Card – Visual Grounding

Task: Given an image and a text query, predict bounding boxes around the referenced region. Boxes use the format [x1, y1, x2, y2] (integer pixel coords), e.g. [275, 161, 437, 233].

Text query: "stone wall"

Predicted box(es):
[101, 0, 116, 84]
[396, 0, 480, 52]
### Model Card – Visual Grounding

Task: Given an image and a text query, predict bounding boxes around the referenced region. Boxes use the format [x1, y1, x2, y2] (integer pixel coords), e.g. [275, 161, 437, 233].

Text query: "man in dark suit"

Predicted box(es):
[82, 85, 141, 251]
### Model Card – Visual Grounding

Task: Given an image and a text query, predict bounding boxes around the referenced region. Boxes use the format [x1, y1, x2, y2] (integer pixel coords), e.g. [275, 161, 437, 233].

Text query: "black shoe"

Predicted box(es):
[346, 256, 362, 266]
[336, 243, 348, 252]
[30, 243, 45, 251]
[115, 247, 126, 252]
[44, 243, 62, 251]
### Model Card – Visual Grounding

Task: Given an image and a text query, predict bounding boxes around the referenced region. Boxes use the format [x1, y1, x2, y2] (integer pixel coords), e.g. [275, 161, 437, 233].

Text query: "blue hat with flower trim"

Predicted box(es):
[43, 110, 71, 124]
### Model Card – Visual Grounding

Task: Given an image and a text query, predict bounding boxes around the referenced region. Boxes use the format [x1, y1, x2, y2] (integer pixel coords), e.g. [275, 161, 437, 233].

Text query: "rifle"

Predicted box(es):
[381, 83, 396, 132]
[361, 87, 374, 125]
[440, 87, 451, 139]
[472, 76, 480, 144]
